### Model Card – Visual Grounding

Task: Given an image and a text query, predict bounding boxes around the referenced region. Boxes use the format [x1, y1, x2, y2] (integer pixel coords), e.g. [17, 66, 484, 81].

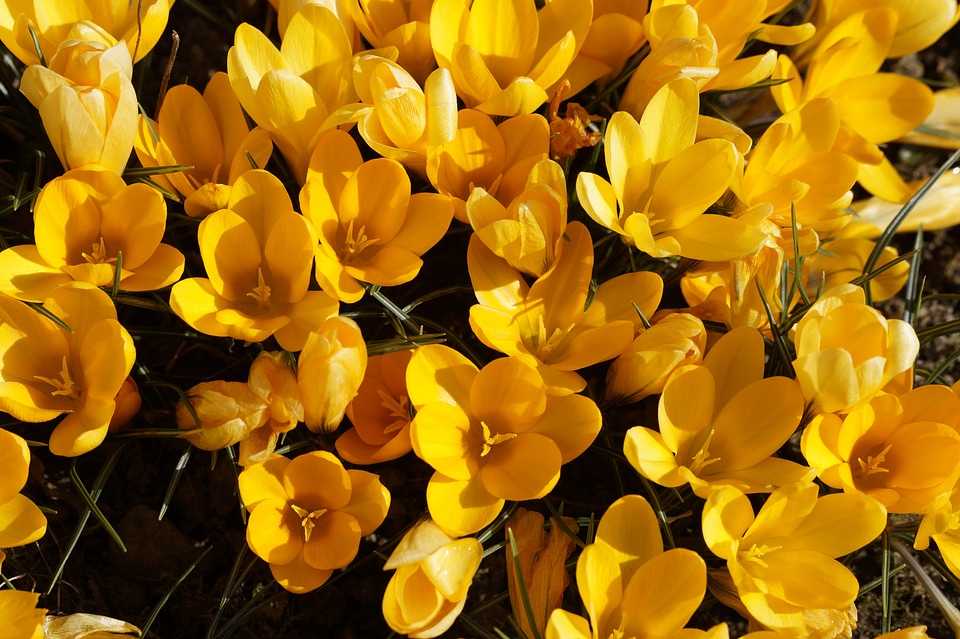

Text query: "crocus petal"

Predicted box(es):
[0, 494, 47, 547]
[576, 543, 622, 639]
[620, 549, 705, 638]
[239, 455, 291, 509]
[529, 393, 601, 463]
[411, 402, 479, 481]
[284, 450, 352, 510]
[825, 74, 934, 144]
[426, 472, 504, 537]
[340, 470, 391, 535]
[624, 426, 686, 488]
[595, 495, 662, 585]
[786, 492, 887, 557]
[246, 499, 302, 565]
[302, 510, 362, 569]
[470, 357, 546, 430]
[480, 432, 561, 500]
[270, 553, 333, 594]
[407, 344, 478, 412]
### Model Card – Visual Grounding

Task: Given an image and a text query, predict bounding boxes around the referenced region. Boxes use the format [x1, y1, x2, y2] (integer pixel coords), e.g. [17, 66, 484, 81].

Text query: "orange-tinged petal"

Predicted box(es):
[407, 344, 478, 412]
[284, 450, 352, 510]
[339, 159, 410, 241]
[0, 494, 47, 548]
[345, 246, 423, 286]
[246, 499, 302, 564]
[157, 84, 224, 184]
[595, 495, 662, 584]
[262, 212, 314, 304]
[198, 209, 261, 302]
[115, 244, 185, 292]
[411, 402, 479, 481]
[576, 543, 622, 639]
[528, 393, 601, 463]
[481, 432, 561, 500]
[470, 357, 546, 430]
[168, 278, 232, 339]
[99, 182, 167, 269]
[339, 469, 390, 535]
[709, 377, 804, 470]
[426, 472, 504, 536]
[621, 548, 705, 637]
[550, 322, 634, 370]
[302, 510, 362, 569]
[469, 306, 528, 359]
[624, 426, 686, 488]
[269, 552, 333, 594]
[239, 455, 291, 509]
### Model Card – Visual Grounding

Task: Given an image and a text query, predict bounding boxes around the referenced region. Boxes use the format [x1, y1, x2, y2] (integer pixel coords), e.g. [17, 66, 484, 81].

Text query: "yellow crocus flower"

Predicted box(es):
[427, 109, 550, 223]
[19, 22, 137, 174]
[0, 0, 174, 66]
[429, 0, 593, 116]
[297, 316, 367, 434]
[0, 283, 136, 457]
[468, 221, 662, 394]
[802, 386, 960, 514]
[135, 72, 273, 218]
[299, 130, 453, 303]
[702, 482, 887, 634]
[546, 495, 718, 639]
[0, 429, 46, 549]
[625, 326, 811, 498]
[578, 78, 765, 261]
[351, 0, 436, 85]
[352, 54, 456, 177]
[169, 170, 340, 351]
[0, 169, 184, 301]
[227, 4, 359, 183]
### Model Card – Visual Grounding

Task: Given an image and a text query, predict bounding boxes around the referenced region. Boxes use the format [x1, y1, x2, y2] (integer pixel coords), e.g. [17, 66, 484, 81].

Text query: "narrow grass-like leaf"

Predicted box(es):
[917, 319, 960, 345]
[140, 545, 213, 636]
[139, 102, 161, 143]
[214, 584, 284, 639]
[755, 277, 794, 377]
[862, 148, 960, 283]
[111, 250, 122, 299]
[640, 476, 675, 549]
[124, 163, 194, 178]
[891, 538, 960, 636]
[858, 563, 905, 596]
[850, 249, 919, 290]
[113, 294, 174, 313]
[70, 459, 126, 551]
[924, 344, 960, 385]
[25, 301, 73, 333]
[914, 124, 960, 141]
[478, 502, 521, 546]
[245, 149, 259, 170]
[542, 497, 585, 550]
[26, 22, 46, 67]
[508, 527, 544, 639]
[159, 445, 192, 521]
[47, 445, 127, 593]
[458, 612, 503, 639]
[881, 529, 893, 634]
[903, 227, 924, 327]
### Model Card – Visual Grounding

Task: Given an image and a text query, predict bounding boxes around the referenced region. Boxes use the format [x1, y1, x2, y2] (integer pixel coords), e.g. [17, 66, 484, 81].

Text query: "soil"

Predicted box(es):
[3, 2, 960, 638]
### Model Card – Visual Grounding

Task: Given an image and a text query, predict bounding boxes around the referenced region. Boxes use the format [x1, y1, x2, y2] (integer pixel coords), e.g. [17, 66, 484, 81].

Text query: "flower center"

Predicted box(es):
[246, 268, 272, 309]
[531, 315, 575, 359]
[290, 503, 328, 542]
[81, 237, 117, 265]
[739, 542, 781, 569]
[480, 421, 517, 457]
[855, 444, 892, 478]
[340, 219, 379, 265]
[688, 429, 721, 475]
[377, 388, 410, 435]
[34, 356, 81, 400]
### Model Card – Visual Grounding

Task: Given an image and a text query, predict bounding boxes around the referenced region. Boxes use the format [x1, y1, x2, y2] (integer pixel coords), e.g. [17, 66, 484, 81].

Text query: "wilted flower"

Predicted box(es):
[300, 130, 453, 303]
[703, 482, 887, 634]
[298, 316, 368, 434]
[19, 23, 138, 174]
[239, 452, 390, 593]
[625, 326, 810, 498]
[0, 0, 174, 66]
[792, 284, 919, 415]
[506, 509, 578, 639]
[0, 283, 136, 456]
[169, 170, 339, 351]
[382, 518, 483, 638]
[407, 345, 601, 536]
[0, 169, 184, 301]
[135, 72, 274, 218]
[0, 428, 46, 549]
[337, 350, 414, 464]
[604, 312, 707, 405]
[802, 385, 960, 514]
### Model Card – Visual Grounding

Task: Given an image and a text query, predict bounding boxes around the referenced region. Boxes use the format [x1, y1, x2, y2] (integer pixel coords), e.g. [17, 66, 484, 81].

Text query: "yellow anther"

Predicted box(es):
[856, 444, 893, 477]
[290, 503, 328, 542]
[246, 267, 272, 308]
[81, 237, 117, 265]
[34, 356, 81, 400]
[341, 219, 379, 264]
[480, 421, 517, 457]
[376, 388, 410, 435]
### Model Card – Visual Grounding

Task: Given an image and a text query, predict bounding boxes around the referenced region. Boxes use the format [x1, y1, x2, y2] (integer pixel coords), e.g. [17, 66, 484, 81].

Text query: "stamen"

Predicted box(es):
[81, 237, 117, 265]
[480, 421, 517, 457]
[34, 356, 81, 400]
[290, 503, 328, 542]
[246, 267, 272, 308]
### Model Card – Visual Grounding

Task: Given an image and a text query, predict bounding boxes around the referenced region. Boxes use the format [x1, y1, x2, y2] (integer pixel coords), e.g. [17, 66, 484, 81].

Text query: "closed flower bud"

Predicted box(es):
[299, 316, 368, 433]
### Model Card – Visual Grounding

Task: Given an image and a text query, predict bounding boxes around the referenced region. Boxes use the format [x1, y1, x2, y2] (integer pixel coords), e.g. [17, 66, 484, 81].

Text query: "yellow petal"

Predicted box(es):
[411, 402, 479, 481]
[0, 493, 47, 547]
[825, 74, 934, 144]
[246, 499, 302, 564]
[620, 548, 705, 637]
[595, 495, 662, 585]
[426, 472, 504, 536]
